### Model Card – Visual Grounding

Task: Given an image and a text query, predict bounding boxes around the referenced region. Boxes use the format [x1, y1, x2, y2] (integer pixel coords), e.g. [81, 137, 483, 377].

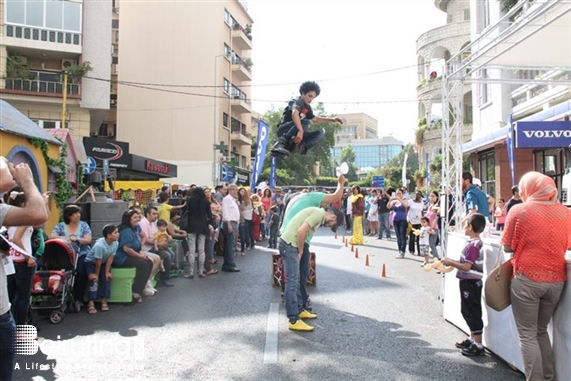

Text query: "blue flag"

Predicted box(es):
[506, 114, 516, 186]
[251, 120, 270, 191]
[269, 156, 277, 190]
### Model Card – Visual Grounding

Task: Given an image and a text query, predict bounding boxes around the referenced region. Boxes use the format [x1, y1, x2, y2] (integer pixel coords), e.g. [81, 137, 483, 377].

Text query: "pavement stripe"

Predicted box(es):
[263, 302, 279, 364]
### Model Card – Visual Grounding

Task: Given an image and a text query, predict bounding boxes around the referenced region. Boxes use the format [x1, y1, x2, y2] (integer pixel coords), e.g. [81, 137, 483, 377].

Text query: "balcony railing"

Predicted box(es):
[5, 24, 81, 45]
[4, 71, 80, 96]
[231, 125, 251, 138]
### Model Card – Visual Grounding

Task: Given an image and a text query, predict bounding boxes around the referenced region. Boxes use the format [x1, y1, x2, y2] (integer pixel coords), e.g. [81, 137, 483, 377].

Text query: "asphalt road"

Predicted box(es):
[12, 228, 524, 381]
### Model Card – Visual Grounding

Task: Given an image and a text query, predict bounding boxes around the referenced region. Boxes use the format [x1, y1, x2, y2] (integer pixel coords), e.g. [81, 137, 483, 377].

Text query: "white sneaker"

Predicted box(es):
[145, 282, 157, 293]
[142, 288, 155, 297]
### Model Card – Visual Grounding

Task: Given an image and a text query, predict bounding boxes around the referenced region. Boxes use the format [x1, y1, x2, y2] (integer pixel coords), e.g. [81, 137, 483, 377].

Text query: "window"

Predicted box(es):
[112, 56, 118, 64]
[6, 0, 82, 33]
[222, 113, 228, 127]
[223, 79, 230, 93]
[112, 19, 119, 29]
[477, 69, 490, 106]
[476, 0, 490, 33]
[478, 150, 495, 198]
[464, 9, 470, 21]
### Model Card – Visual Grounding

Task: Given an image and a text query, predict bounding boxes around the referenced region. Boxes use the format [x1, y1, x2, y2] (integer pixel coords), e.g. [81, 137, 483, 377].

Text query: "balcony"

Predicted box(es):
[416, 21, 470, 53]
[2, 71, 80, 98]
[3, 24, 82, 54]
[231, 23, 253, 51]
[511, 70, 571, 116]
[230, 95, 252, 114]
[231, 57, 252, 82]
[231, 126, 252, 146]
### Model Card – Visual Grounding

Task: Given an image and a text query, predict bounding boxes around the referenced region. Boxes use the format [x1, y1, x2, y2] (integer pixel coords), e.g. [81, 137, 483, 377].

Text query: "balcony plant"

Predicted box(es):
[244, 24, 252, 39]
[64, 61, 93, 84]
[243, 58, 253, 72]
[499, 0, 518, 12]
[6, 53, 33, 80]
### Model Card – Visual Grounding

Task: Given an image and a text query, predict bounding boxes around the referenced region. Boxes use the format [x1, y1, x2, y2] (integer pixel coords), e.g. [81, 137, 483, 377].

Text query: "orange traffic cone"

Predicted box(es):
[355, 247, 359, 258]
[365, 254, 369, 266]
[351, 244, 354, 252]
[381, 263, 387, 278]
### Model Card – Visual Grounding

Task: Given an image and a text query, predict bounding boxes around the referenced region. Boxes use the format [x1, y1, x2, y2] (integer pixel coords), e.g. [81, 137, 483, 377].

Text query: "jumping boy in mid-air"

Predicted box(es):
[271, 81, 343, 157]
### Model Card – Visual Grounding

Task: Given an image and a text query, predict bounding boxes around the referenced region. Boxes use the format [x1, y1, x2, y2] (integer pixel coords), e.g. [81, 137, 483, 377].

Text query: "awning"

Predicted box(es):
[48, 165, 63, 174]
[104, 180, 164, 192]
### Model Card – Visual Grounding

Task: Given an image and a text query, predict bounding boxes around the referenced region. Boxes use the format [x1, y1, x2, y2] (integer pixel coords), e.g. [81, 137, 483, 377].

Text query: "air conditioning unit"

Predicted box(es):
[61, 59, 77, 70]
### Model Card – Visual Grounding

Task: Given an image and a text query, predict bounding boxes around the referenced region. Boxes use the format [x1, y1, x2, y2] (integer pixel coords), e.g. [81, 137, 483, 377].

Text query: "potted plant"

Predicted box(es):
[65, 61, 93, 84]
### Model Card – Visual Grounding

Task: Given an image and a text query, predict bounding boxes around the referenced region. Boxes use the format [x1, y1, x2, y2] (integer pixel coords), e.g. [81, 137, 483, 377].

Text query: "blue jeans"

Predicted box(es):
[7, 261, 36, 325]
[277, 120, 325, 151]
[378, 212, 391, 239]
[299, 243, 311, 311]
[429, 229, 440, 259]
[279, 239, 303, 322]
[84, 261, 112, 300]
[222, 221, 238, 270]
[393, 219, 408, 254]
[0, 311, 16, 381]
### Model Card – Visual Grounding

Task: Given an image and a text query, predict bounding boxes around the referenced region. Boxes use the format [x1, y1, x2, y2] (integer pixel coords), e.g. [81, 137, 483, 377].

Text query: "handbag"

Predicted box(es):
[484, 246, 513, 311]
[178, 208, 189, 231]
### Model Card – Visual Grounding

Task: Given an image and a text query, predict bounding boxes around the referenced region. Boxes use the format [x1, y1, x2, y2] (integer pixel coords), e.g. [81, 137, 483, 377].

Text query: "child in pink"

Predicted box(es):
[495, 198, 506, 231]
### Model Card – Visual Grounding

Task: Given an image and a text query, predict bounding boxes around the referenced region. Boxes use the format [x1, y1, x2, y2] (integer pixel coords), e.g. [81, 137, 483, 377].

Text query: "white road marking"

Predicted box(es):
[263, 303, 279, 364]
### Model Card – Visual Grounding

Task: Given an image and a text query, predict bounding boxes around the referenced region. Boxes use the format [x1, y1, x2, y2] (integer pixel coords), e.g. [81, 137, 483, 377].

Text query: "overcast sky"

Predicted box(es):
[248, 0, 447, 143]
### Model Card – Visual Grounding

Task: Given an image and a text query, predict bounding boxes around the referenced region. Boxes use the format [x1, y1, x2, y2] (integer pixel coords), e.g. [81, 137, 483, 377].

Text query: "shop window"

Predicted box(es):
[478, 150, 495, 197]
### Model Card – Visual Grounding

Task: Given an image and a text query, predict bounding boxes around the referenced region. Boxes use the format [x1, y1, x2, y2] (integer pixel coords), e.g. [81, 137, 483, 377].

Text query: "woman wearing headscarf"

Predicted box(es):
[501, 171, 571, 381]
[348, 185, 365, 245]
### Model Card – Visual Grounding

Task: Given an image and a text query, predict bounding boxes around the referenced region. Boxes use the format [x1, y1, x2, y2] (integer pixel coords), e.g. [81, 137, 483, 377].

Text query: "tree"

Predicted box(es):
[382, 144, 420, 191]
[339, 145, 358, 181]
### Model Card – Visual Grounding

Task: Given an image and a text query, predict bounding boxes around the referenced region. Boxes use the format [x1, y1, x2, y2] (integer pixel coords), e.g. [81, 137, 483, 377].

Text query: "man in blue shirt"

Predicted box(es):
[462, 172, 489, 219]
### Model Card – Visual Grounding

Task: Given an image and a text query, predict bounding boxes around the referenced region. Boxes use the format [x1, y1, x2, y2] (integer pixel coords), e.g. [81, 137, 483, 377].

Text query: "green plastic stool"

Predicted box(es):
[108, 267, 136, 303]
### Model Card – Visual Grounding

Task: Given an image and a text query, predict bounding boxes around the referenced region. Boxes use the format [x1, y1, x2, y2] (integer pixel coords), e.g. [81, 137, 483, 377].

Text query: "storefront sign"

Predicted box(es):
[131, 154, 177, 177]
[82, 138, 130, 168]
[220, 165, 234, 182]
[235, 169, 250, 186]
[515, 121, 571, 148]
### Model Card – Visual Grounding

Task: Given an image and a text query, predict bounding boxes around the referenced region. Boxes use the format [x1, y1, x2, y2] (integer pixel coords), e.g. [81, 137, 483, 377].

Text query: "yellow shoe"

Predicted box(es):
[289, 319, 314, 332]
[299, 310, 318, 319]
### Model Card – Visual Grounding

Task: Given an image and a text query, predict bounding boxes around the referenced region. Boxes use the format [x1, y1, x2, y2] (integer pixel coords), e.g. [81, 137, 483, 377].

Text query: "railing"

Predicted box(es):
[231, 125, 251, 138]
[5, 24, 81, 45]
[4, 77, 80, 96]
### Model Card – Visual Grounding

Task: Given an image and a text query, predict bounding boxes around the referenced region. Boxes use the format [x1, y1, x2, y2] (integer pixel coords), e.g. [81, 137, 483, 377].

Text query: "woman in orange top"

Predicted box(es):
[501, 171, 571, 381]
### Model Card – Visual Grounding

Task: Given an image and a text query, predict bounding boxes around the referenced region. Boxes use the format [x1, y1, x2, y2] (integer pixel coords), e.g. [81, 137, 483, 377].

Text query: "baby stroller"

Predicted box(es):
[30, 238, 77, 324]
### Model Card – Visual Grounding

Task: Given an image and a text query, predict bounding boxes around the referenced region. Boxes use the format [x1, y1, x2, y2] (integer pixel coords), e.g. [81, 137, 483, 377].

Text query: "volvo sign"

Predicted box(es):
[515, 121, 571, 148]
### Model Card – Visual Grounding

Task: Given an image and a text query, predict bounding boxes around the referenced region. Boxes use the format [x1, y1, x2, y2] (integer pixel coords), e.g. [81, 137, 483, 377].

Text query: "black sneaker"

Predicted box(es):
[461, 343, 485, 356]
[455, 338, 472, 349]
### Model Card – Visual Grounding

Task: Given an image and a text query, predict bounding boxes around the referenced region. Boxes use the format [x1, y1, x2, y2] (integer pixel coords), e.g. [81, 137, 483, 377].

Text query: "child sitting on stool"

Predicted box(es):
[85, 224, 118, 314]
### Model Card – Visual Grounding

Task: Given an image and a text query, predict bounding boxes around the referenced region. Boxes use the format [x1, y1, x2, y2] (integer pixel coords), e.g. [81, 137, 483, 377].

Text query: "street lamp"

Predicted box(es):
[213, 53, 231, 185]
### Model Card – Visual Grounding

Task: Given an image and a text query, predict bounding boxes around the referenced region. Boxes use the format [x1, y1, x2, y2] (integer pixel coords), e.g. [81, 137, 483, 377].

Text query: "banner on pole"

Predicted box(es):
[251, 120, 269, 191]
[269, 156, 277, 190]
[506, 114, 515, 186]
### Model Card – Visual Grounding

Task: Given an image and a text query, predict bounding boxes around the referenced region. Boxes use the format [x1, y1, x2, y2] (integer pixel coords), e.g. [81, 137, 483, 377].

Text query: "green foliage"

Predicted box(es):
[315, 176, 338, 186]
[28, 138, 73, 216]
[339, 145, 359, 181]
[499, 0, 518, 11]
[257, 103, 339, 186]
[418, 117, 427, 127]
[382, 144, 420, 190]
[65, 61, 93, 84]
[6, 53, 33, 79]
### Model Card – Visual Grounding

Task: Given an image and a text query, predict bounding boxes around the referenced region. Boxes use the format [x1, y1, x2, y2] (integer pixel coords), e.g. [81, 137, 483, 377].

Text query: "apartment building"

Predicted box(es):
[0, 0, 111, 137]
[115, 0, 254, 186]
[445, 1, 571, 203]
[334, 112, 378, 142]
[416, 0, 473, 163]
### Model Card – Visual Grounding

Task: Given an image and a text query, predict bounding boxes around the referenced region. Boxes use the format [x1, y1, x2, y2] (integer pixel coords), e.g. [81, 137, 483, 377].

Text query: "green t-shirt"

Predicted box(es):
[280, 207, 325, 248]
[280, 192, 326, 234]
